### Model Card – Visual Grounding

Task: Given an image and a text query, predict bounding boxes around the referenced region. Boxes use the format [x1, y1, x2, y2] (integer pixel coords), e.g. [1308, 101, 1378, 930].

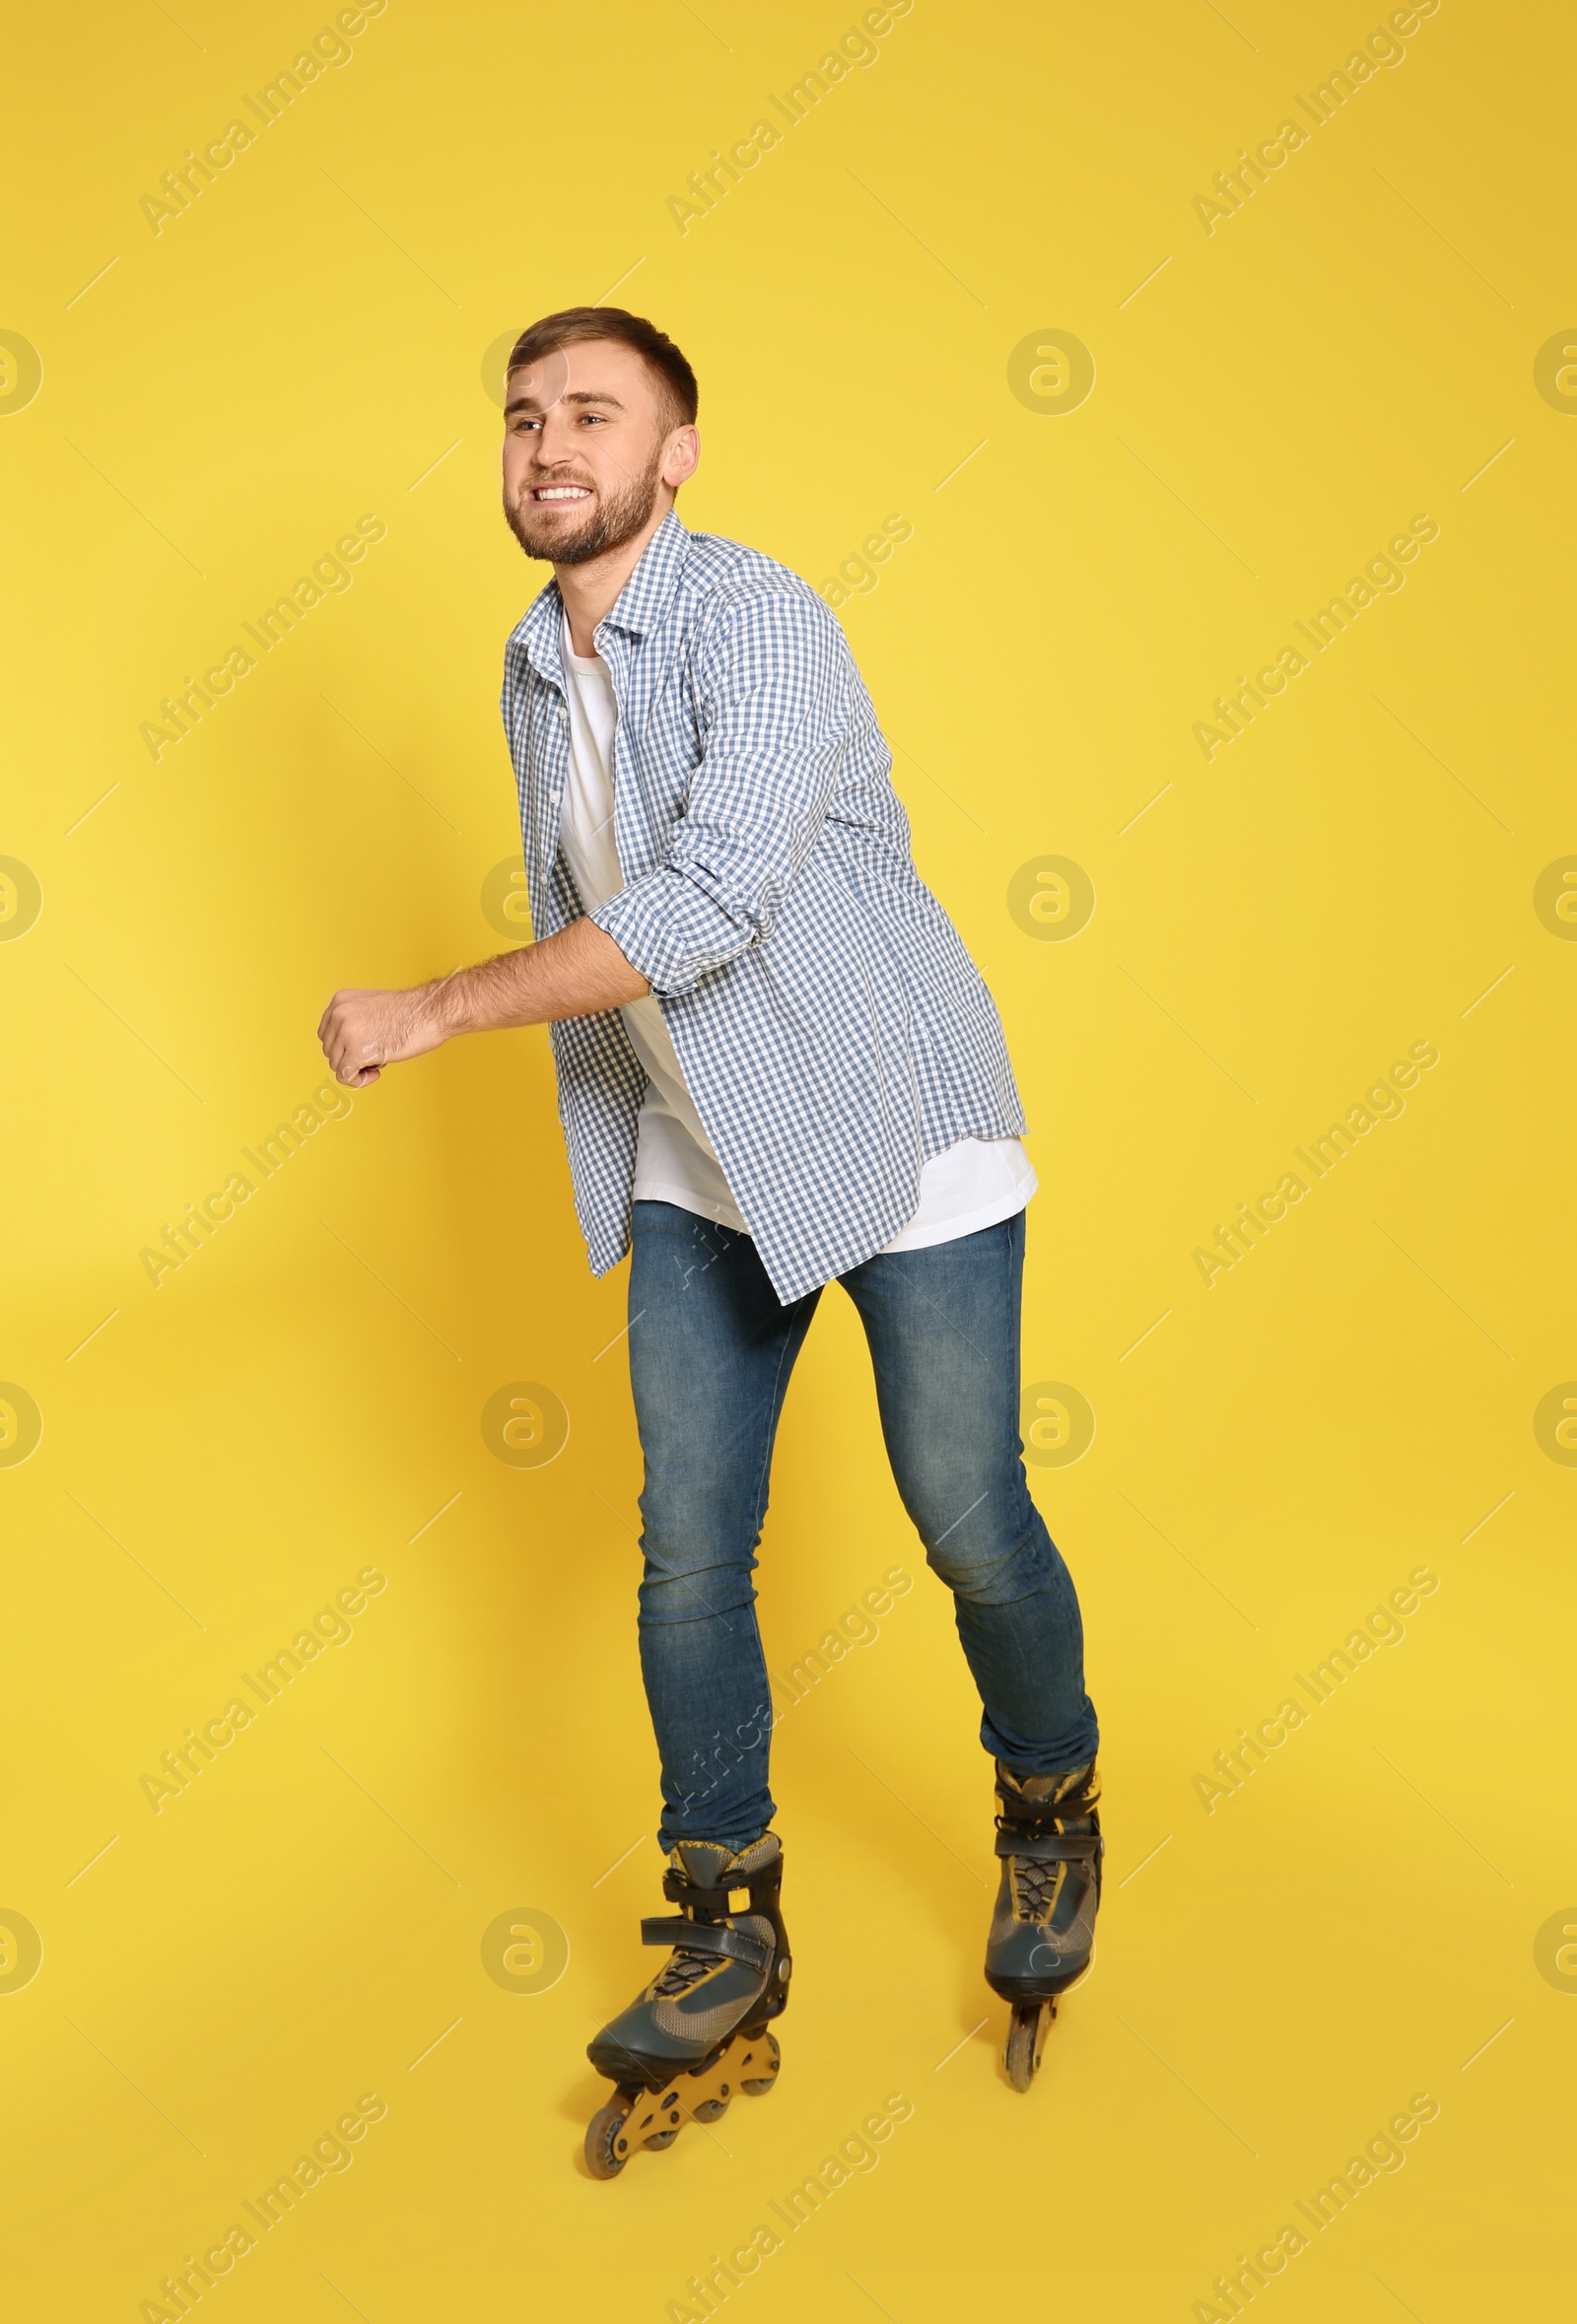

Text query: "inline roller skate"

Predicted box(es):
[985, 1758, 1102, 2090]
[584, 1832, 789, 2177]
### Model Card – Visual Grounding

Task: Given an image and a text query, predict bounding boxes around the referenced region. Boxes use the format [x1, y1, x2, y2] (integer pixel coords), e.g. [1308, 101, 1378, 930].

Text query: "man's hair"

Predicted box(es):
[506, 308, 699, 436]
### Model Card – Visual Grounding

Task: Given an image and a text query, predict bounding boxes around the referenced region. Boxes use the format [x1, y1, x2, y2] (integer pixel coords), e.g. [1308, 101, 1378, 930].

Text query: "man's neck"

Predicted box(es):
[555, 501, 673, 657]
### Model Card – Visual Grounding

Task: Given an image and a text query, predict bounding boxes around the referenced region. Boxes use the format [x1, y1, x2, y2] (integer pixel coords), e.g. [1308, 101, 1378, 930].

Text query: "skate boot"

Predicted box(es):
[985, 1758, 1102, 2090]
[583, 1832, 789, 2177]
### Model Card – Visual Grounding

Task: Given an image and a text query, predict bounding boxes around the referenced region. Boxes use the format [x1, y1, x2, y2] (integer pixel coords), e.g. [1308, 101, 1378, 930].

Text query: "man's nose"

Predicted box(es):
[529, 412, 576, 465]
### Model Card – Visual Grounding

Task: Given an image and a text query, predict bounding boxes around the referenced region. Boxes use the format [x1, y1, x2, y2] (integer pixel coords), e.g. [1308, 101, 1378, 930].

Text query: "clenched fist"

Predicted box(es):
[317, 979, 458, 1087]
[315, 922, 647, 1085]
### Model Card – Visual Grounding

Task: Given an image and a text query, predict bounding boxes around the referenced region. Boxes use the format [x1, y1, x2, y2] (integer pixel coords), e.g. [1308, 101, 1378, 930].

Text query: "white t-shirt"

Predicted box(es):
[555, 614, 1036, 1254]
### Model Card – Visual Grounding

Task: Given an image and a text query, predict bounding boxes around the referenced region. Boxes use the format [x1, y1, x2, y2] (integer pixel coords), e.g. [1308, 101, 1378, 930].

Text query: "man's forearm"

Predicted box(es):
[444, 916, 650, 1033]
[318, 917, 648, 1087]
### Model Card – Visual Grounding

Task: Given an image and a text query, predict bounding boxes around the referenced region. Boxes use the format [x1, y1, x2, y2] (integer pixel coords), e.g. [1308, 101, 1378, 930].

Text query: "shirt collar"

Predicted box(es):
[508, 506, 692, 680]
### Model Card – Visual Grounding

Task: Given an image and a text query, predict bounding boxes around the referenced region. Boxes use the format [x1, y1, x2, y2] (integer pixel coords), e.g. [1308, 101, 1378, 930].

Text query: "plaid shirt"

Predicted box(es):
[500, 509, 1026, 1303]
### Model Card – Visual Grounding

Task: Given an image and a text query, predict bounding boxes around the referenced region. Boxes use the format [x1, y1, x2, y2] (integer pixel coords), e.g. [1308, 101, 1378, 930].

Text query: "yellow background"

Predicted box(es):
[4, 0, 1573, 2314]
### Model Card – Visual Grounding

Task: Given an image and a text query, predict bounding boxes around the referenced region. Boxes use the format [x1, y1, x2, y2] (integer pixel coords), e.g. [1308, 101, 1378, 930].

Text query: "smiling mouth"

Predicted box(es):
[530, 483, 593, 503]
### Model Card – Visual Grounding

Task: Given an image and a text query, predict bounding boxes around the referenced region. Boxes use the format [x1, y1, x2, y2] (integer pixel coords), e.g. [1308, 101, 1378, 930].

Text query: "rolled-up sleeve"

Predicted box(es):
[589, 585, 850, 997]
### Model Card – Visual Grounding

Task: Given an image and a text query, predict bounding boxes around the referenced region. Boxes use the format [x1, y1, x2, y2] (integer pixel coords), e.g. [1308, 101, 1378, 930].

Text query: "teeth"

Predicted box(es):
[537, 487, 589, 500]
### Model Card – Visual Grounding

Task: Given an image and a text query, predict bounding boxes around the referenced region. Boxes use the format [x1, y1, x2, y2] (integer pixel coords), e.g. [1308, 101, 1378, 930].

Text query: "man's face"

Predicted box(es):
[501, 338, 697, 567]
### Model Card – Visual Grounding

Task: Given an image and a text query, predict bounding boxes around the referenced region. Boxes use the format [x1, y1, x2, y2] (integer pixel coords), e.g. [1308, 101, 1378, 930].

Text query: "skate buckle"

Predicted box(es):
[727, 1887, 750, 1911]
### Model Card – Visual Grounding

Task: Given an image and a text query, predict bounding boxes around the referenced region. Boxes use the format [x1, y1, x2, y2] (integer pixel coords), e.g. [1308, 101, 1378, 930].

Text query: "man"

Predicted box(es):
[317, 308, 1101, 2163]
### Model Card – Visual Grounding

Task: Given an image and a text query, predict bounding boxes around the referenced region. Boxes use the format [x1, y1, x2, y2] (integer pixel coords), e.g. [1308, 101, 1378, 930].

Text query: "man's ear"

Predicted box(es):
[664, 427, 700, 489]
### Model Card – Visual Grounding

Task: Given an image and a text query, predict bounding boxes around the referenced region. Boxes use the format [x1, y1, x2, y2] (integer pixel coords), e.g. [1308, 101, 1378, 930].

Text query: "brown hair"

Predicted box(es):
[506, 308, 699, 436]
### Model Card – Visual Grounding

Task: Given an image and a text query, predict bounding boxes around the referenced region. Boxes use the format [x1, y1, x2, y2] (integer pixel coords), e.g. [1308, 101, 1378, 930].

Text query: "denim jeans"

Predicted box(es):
[627, 1200, 1099, 1851]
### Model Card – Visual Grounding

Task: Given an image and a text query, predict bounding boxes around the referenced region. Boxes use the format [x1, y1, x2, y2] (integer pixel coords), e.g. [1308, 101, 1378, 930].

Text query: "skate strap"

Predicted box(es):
[996, 1788, 1099, 1828]
[640, 1916, 772, 1974]
[662, 1868, 779, 1915]
[994, 1827, 1101, 1863]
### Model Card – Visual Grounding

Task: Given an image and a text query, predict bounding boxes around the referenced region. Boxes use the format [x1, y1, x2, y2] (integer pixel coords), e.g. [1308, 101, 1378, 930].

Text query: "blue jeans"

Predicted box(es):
[628, 1200, 1098, 1851]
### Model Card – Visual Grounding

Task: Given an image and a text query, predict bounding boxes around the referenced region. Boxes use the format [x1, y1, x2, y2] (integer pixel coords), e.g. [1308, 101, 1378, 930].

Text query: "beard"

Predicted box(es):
[504, 444, 665, 567]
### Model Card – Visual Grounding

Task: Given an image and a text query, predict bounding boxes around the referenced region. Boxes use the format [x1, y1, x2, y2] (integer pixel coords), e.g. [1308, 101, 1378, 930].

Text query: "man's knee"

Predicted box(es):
[640, 1449, 761, 1557]
[638, 1554, 758, 1626]
[922, 1498, 1054, 1607]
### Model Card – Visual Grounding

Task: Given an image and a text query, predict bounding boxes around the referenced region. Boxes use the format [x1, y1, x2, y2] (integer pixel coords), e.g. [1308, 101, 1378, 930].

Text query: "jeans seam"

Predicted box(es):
[749, 1306, 808, 1538]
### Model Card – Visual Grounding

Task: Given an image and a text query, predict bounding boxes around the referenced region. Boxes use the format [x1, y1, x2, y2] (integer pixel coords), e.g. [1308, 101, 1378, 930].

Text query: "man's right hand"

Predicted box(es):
[316, 980, 458, 1087]
[316, 920, 650, 1087]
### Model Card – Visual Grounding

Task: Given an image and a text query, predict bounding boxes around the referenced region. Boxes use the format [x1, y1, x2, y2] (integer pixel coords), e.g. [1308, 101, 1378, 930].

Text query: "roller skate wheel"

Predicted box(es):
[585, 2100, 632, 2179]
[740, 2029, 782, 2096]
[1004, 2002, 1055, 2092]
[692, 2097, 730, 2123]
[643, 2127, 680, 2150]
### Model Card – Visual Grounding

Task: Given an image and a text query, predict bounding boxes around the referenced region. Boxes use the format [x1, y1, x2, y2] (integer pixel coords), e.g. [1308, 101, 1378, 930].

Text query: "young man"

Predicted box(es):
[317, 308, 1101, 2162]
